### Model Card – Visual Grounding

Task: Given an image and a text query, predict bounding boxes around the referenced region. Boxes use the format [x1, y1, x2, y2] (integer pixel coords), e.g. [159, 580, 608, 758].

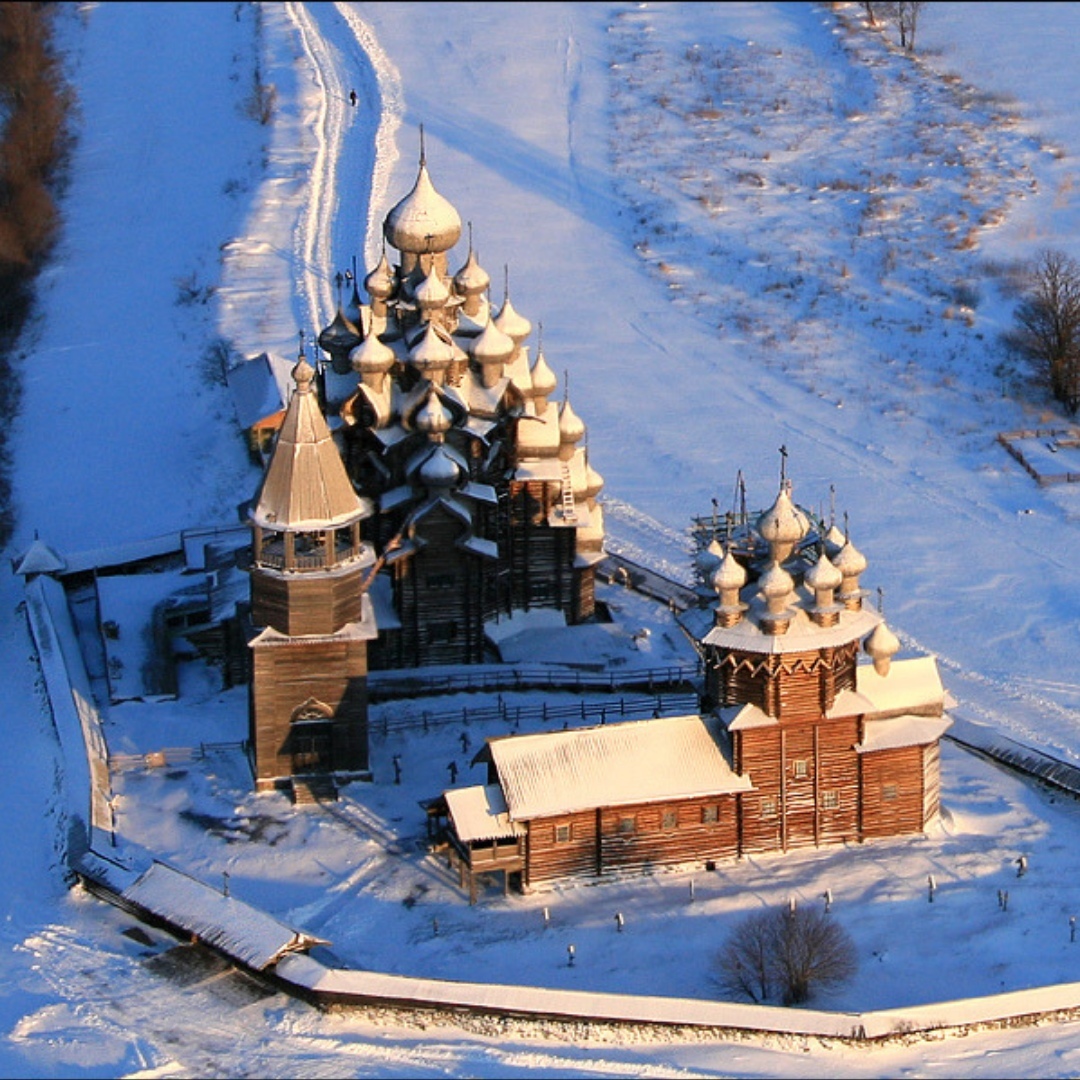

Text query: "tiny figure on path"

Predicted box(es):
[349, 88, 358, 107]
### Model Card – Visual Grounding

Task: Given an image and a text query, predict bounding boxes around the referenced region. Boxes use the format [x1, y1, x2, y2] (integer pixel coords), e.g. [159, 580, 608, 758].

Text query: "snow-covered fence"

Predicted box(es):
[373, 691, 701, 737]
[997, 428, 1080, 486]
[368, 661, 701, 700]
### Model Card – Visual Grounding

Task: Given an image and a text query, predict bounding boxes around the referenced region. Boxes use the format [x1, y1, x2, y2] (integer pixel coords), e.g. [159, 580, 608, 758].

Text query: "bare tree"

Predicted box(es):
[1007, 248, 1080, 414]
[716, 904, 858, 1006]
[895, 1, 924, 52]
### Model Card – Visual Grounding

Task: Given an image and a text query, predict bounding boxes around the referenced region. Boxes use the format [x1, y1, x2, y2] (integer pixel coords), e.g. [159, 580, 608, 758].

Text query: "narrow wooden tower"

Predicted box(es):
[247, 350, 377, 797]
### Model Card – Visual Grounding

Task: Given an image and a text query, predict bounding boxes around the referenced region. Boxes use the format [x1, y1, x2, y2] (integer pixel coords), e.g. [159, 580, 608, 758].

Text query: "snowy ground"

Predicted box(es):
[11, 1, 1080, 1076]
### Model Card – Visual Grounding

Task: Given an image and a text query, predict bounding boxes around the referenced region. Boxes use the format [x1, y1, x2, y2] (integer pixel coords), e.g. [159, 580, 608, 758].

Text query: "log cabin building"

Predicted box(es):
[435, 477, 952, 898]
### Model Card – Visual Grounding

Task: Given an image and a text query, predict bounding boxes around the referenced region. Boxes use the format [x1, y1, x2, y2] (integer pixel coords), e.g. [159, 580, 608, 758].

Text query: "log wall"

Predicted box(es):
[249, 635, 369, 783]
[858, 744, 926, 839]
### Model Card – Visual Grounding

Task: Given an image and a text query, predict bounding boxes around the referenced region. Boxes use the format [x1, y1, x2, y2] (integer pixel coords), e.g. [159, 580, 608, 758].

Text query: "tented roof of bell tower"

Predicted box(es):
[250, 356, 370, 531]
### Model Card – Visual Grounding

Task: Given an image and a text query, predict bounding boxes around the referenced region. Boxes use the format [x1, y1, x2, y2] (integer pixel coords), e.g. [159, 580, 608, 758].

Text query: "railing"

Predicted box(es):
[109, 740, 247, 773]
[368, 662, 701, 701]
[372, 691, 701, 737]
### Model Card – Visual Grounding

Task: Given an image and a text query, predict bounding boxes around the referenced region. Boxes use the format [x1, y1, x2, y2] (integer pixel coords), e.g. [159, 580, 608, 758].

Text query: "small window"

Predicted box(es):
[616, 816, 636, 836]
[760, 796, 778, 819]
[702, 805, 719, 825]
[792, 759, 808, 779]
[822, 790, 839, 810]
[425, 572, 456, 591]
[662, 810, 678, 831]
[555, 823, 572, 843]
[882, 782, 899, 801]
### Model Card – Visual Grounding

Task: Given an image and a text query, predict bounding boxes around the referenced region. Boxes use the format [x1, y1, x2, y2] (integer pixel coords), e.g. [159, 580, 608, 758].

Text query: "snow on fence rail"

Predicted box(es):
[368, 662, 701, 700]
[373, 691, 701, 737]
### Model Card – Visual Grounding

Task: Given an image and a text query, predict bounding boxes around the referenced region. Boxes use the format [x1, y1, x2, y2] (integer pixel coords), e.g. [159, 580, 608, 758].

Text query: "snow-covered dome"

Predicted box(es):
[420, 444, 461, 490]
[759, 560, 793, 603]
[864, 620, 900, 675]
[414, 262, 450, 311]
[833, 538, 868, 577]
[756, 484, 811, 555]
[365, 251, 396, 301]
[805, 548, 843, 592]
[384, 159, 462, 256]
[454, 247, 490, 297]
[696, 538, 725, 579]
[529, 350, 558, 399]
[494, 295, 533, 344]
[350, 330, 397, 376]
[584, 462, 604, 502]
[711, 548, 747, 593]
[558, 397, 586, 445]
[415, 388, 453, 437]
[409, 322, 456, 374]
[470, 317, 515, 366]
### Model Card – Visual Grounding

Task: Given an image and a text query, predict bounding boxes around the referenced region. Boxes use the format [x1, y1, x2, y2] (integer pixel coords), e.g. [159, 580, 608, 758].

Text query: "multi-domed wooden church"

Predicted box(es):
[245, 146, 605, 794]
[242, 144, 951, 894]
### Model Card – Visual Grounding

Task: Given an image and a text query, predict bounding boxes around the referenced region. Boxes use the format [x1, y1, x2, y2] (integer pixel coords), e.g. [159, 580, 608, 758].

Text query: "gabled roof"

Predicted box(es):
[226, 352, 293, 430]
[485, 714, 752, 821]
[122, 861, 328, 971]
[445, 784, 525, 844]
[250, 359, 369, 531]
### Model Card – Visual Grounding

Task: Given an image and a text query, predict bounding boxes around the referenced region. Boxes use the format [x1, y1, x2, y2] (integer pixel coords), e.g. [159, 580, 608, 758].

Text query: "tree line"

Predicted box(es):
[0, 1, 72, 548]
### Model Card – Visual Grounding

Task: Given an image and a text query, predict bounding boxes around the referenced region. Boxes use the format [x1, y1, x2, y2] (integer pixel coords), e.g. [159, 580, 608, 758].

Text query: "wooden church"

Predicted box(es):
[244, 145, 605, 795]
[435, 475, 952, 898]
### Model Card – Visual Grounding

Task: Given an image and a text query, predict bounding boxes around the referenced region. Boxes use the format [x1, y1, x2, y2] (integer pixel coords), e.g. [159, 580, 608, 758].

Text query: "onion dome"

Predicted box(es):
[345, 273, 364, 331]
[409, 321, 456, 377]
[350, 329, 396, 378]
[696, 537, 725, 580]
[711, 547, 748, 593]
[420, 444, 461, 491]
[824, 522, 847, 557]
[864, 620, 901, 676]
[759, 560, 793, 606]
[584, 462, 604, 502]
[415, 387, 453, 438]
[530, 350, 558, 402]
[365, 251, 396, 301]
[318, 308, 362, 375]
[756, 484, 810, 563]
[558, 397, 586, 451]
[711, 546, 748, 628]
[471, 317, 515, 366]
[384, 158, 462, 256]
[454, 246, 490, 299]
[414, 261, 450, 313]
[832, 537, 868, 577]
[805, 548, 843, 592]
[833, 536, 868, 610]
[494, 294, 533, 344]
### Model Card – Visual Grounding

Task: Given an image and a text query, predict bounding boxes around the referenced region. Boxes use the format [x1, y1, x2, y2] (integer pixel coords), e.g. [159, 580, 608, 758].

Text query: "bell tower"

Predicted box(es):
[247, 348, 377, 796]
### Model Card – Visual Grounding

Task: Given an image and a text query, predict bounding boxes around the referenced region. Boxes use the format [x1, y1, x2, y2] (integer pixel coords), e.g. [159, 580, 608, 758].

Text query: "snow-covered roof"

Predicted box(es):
[702, 597, 881, 655]
[445, 784, 525, 843]
[250, 360, 369, 531]
[855, 656, 945, 716]
[121, 861, 328, 970]
[11, 537, 67, 577]
[226, 352, 293, 429]
[856, 714, 953, 753]
[487, 714, 752, 821]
